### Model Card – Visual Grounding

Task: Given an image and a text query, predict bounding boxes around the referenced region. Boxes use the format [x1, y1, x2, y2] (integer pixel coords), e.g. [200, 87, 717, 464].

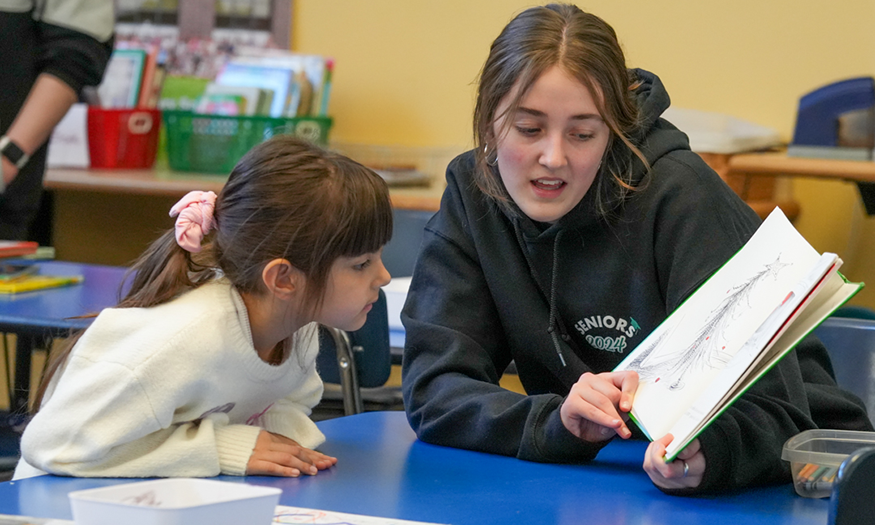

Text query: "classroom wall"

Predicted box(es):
[293, 0, 875, 310]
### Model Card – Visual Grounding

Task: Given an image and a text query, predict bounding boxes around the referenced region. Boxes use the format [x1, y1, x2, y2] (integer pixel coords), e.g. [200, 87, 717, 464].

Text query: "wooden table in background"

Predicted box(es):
[699, 152, 801, 221]
[45, 167, 444, 210]
[44, 168, 444, 266]
[724, 151, 875, 220]
[49, 152, 872, 265]
[728, 151, 875, 183]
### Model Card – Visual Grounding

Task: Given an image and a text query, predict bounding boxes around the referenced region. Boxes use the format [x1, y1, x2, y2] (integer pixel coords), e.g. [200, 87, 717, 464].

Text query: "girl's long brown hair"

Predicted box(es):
[33, 136, 393, 411]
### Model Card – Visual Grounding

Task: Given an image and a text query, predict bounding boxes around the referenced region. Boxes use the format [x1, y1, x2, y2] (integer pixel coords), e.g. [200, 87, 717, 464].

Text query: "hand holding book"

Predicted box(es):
[613, 207, 863, 460]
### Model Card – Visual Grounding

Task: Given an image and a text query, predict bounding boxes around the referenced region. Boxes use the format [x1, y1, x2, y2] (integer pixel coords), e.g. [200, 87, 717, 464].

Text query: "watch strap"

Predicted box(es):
[0, 136, 30, 170]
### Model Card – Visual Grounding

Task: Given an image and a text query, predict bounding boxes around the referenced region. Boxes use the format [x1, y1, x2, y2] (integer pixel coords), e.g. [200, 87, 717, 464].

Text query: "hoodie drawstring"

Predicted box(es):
[547, 231, 566, 367]
[515, 225, 567, 368]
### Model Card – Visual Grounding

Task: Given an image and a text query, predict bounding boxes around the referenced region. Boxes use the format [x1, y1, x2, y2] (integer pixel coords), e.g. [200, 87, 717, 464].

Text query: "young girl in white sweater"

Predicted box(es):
[14, 135, 393, 479]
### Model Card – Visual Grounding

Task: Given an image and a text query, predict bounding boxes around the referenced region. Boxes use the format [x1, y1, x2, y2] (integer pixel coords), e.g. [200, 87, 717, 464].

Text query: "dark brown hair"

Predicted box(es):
[473, 3, 649, 217]
[34, 136, 393, 410]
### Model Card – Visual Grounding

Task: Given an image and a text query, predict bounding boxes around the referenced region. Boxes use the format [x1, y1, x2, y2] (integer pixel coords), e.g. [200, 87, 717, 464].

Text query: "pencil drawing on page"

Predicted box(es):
[627, 256, 793, 391]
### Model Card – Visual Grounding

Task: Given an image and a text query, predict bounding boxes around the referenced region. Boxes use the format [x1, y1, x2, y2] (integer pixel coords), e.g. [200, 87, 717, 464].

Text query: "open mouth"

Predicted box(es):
[532, 179, 565, 191]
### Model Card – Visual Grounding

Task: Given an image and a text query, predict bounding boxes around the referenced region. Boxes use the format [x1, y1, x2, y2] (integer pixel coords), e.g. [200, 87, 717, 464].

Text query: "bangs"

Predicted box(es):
[328, 160, 393, 258]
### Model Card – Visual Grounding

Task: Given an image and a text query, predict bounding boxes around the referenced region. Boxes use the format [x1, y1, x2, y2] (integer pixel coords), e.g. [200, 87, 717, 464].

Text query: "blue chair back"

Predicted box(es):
[813, 316, 875, 426]
[832, 305, 875, 321]
[382, 208, 434, 278]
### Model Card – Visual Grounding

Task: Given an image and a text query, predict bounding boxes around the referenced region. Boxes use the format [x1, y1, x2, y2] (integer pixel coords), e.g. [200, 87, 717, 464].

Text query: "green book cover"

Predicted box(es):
[157, 75, 211, 111]
[156, 76, 210, 167]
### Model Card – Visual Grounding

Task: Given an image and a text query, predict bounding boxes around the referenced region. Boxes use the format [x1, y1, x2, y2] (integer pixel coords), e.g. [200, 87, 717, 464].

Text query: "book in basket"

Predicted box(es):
[613, 207, 863, 460]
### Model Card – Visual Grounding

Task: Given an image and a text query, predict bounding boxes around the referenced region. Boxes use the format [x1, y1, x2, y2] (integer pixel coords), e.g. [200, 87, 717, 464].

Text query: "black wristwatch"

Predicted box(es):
[0, 136, 29, 170]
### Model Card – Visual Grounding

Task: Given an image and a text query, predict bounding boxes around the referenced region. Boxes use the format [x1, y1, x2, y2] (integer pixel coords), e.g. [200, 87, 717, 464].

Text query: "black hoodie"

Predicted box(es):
[401, 69, 872, 493]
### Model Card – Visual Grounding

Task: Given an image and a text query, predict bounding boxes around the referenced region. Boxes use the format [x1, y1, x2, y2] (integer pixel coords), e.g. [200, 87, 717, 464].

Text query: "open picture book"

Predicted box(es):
[613, 207, 863, 461]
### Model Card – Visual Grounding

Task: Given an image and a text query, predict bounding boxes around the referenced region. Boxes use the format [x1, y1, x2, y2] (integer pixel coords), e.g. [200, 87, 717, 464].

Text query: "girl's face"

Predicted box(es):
[493, 65, 611, 224]
[315, 248, 392, 331]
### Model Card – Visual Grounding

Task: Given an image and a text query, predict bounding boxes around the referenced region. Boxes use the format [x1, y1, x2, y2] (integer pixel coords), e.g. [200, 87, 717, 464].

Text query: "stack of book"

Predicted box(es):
[0, 242, 82, 294]
[95, 45, 165, 109]
[95, 32, 335, 117]
[164, 51, 333, 118]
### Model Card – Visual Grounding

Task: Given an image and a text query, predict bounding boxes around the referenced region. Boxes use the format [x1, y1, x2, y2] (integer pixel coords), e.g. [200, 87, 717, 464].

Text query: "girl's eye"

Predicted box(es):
[575, 133, 595, 141]
[515, 126, 540, 136]
[354, 259, 372, 271]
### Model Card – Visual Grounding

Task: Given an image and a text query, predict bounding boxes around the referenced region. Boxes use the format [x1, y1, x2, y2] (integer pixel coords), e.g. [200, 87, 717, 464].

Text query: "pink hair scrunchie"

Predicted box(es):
[169, 190, 217, 253]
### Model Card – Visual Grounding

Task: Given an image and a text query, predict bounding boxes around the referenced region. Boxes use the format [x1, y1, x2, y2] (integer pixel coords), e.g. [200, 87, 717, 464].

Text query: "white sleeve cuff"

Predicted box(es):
[214, 424, 262, 476]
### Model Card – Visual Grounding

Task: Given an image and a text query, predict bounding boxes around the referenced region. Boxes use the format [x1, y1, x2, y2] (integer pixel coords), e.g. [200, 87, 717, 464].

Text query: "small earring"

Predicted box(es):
[484, 143, 498, 166]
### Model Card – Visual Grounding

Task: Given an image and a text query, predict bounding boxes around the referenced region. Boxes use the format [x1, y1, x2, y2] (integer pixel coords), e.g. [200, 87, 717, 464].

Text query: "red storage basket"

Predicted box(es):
[87, 107, 161, 168]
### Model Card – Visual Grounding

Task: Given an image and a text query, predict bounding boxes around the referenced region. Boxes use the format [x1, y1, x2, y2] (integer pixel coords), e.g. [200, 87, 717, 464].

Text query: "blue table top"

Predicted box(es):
[0, 261, 128, 333]
[0, 411, 828, 525]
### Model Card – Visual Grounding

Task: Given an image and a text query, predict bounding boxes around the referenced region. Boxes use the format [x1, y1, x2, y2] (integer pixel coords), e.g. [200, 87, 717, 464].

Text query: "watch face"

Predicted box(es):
[0, 137, 27, 168]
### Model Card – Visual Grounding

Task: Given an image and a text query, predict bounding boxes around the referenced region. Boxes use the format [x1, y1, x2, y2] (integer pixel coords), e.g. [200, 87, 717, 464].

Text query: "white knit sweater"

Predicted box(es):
[14, 280, 325, 479]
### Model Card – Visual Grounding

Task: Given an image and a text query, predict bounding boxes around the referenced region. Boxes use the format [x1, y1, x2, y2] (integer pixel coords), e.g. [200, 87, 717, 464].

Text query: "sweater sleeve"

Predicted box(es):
[35, 22, 113, 93]
[20, 355, 260, 478]
[401, 157, 606, 463]
[34, 0, 114, 93]
[253, 361, 326, 450]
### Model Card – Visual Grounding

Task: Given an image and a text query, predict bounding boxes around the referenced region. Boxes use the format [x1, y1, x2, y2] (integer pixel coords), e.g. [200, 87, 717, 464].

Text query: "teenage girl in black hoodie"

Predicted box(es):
[401, 3, 873, 494]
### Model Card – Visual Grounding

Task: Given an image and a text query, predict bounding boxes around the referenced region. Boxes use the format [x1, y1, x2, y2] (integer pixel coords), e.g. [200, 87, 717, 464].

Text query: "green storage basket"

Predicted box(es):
[162, 110, 332, 174]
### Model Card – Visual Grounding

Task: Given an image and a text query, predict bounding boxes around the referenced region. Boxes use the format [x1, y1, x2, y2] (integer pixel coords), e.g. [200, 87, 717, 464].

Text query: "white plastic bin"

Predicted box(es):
[68, 478, 280, 525]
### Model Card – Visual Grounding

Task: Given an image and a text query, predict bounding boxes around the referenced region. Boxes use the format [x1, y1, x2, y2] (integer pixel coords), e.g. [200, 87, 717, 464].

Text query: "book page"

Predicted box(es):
[274, 506, 445, 525]
[216, 63, 293, 118]
[97, 49, 146, 108]
[660, 264, 861, 459]
[46, 104, 90, 168]
[614, 208, 826, 443]
[665, 272, 862, 456]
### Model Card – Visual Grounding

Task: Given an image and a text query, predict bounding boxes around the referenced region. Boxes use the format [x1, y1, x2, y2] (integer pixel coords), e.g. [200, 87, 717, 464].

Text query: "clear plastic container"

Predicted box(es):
[781, 429, 875, 498]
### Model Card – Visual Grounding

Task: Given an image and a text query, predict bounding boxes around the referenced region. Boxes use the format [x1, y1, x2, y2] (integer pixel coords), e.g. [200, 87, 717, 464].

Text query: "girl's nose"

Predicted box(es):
[539, 134, 568, 169]
[375, 256, 392, 288]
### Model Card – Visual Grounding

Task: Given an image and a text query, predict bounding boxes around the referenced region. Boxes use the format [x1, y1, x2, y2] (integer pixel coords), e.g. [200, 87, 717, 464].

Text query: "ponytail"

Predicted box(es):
[117, 230, 219, 309]
[33, 230, 219, 413]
